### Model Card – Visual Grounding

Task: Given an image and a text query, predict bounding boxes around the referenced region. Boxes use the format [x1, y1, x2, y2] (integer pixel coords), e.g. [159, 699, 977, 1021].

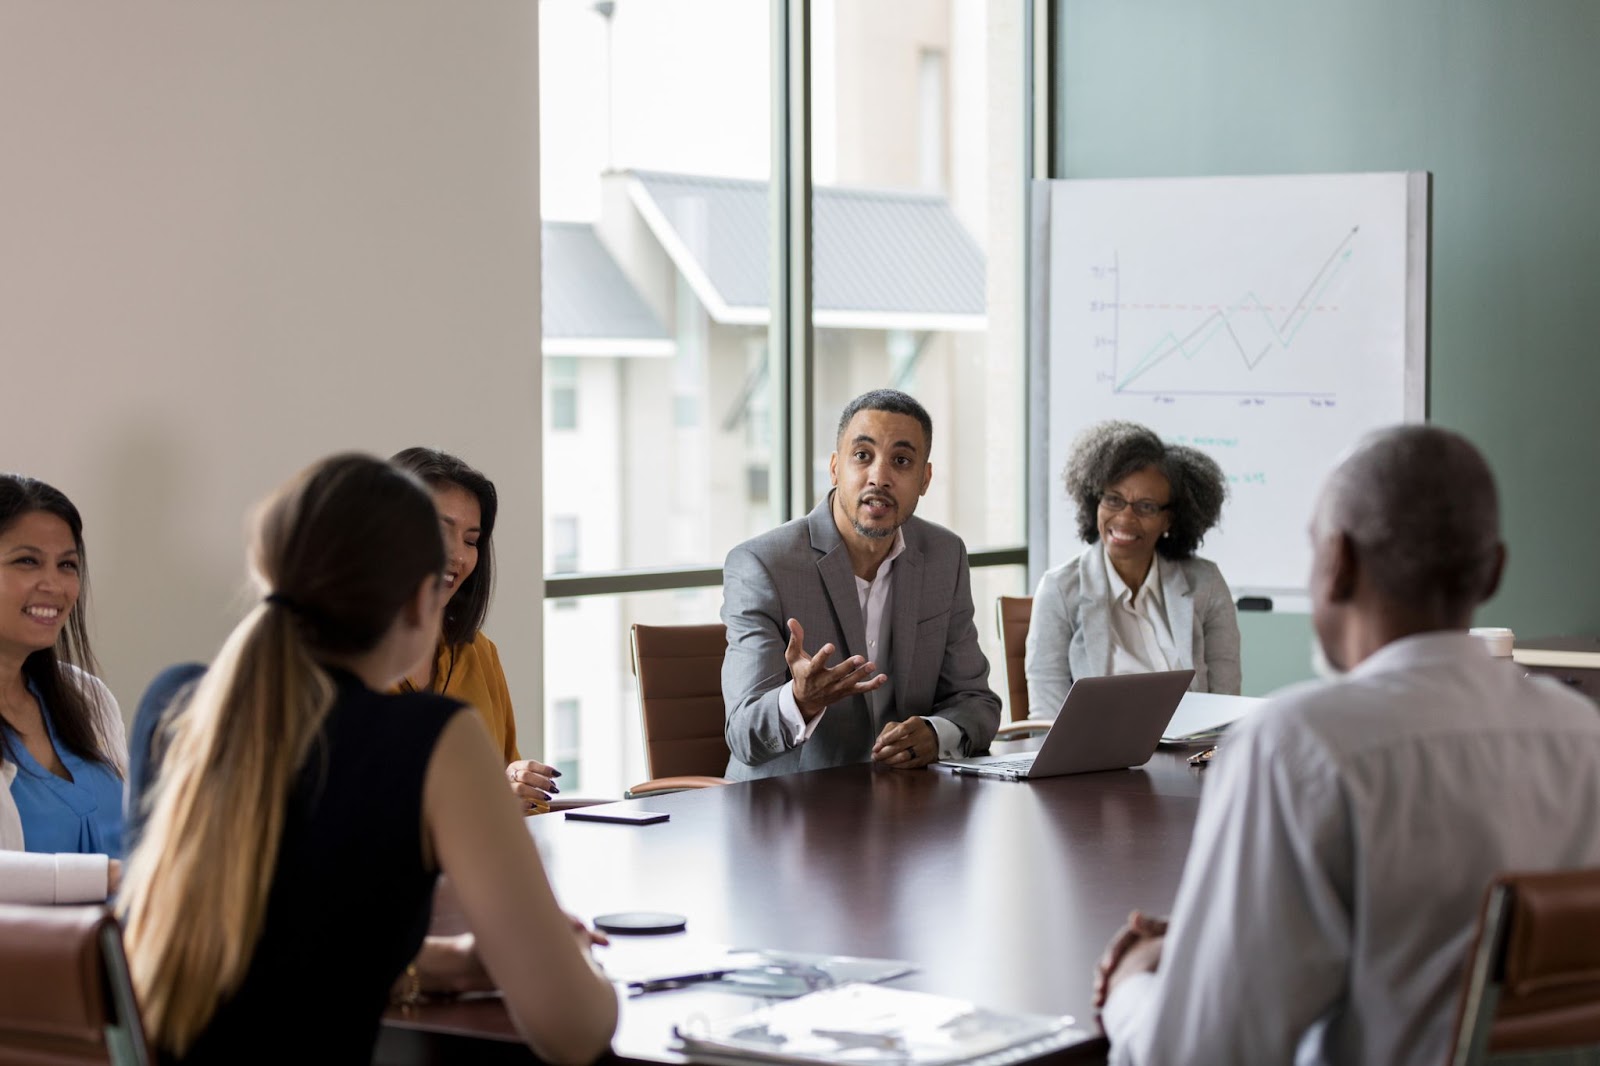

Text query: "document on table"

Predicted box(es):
[1161, 691, 1264, 743]
[672, 983, 1083, 1066]
[597, 937, 916, 998]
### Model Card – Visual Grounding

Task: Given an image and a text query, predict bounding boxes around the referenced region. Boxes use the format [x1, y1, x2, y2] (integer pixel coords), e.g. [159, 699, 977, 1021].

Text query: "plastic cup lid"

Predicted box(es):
[1469, 627, 1515, 657]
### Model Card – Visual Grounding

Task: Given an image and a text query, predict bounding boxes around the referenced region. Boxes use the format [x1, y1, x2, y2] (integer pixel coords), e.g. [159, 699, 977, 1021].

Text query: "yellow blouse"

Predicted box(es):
[400, 632, 520, 765]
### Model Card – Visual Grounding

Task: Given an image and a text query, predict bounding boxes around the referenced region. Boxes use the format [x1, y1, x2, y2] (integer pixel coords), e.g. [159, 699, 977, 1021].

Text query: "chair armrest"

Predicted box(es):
[995, 720, 1053, 741]
[625, 775, 730, 798]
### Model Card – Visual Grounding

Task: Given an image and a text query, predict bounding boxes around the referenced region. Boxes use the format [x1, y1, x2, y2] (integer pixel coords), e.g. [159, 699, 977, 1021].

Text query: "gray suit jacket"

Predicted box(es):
[721, 494, 1001, 780]
[1024, 547, 1241, 717]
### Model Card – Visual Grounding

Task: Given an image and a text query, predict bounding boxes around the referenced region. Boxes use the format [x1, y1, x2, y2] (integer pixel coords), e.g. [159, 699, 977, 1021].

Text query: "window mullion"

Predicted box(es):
[770, 0, 813, 524]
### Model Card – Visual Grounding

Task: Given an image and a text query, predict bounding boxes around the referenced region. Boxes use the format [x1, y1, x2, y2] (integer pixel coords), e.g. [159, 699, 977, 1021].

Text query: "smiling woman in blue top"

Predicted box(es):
[0, 474, 126, 904]
[1026, 421, 1241, 717]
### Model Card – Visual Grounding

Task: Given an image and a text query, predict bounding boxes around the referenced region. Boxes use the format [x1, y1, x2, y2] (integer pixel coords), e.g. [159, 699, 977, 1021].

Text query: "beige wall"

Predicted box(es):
[0, 4, 546, 748]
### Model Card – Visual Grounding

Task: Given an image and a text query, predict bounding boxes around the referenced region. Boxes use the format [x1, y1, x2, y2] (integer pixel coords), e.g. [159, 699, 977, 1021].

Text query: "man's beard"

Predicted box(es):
[851, 494, 898, 539]
[852, 519, 896, 540]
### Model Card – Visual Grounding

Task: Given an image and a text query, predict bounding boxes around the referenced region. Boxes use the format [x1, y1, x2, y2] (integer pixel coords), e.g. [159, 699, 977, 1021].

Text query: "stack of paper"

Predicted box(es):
[672, 983, 1082, 1066]
[1511, 638, 1600, 670]
[1160, 691, 1264, 744]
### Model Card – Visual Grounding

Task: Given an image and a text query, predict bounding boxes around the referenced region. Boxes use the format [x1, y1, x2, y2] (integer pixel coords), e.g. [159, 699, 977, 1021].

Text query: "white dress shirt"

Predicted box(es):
[1103, 547, 1179, 676]
[1102, 631, 1600, 1066]
[778, 530, 962, 758]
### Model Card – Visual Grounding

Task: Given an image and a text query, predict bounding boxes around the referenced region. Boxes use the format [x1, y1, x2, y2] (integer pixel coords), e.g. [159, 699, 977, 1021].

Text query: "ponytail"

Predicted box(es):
[120, 602, 332, 1054]
[118, 454, 445, 1056]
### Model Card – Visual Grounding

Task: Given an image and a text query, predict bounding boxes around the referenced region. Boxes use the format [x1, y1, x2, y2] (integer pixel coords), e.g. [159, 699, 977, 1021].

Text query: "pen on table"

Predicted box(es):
[627, 970, 731, 996]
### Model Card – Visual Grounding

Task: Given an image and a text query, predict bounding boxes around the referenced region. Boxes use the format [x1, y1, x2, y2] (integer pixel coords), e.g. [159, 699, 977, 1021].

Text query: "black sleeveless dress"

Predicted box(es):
[128, 662, 465, 1064]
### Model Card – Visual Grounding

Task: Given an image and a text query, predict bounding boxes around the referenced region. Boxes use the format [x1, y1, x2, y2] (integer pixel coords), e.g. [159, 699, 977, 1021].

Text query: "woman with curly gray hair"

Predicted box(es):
[1025, 421, 1241, 716]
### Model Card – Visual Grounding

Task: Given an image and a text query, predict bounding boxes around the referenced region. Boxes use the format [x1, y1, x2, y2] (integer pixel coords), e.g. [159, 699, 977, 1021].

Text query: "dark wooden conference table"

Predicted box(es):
[375, 751, 1208, 1066]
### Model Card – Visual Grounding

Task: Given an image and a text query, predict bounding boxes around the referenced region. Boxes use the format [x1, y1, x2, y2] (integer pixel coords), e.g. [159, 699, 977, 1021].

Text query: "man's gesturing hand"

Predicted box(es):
[785, 618, 888, 720]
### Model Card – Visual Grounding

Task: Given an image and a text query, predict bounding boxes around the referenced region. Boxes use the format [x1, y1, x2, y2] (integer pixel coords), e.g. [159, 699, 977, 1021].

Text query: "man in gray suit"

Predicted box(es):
[721, 389, 1001, 781]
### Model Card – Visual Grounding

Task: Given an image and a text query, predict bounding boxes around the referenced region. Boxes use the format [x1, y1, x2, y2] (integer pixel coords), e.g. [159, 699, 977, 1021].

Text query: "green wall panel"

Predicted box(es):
[1055, 1, 1600, 694]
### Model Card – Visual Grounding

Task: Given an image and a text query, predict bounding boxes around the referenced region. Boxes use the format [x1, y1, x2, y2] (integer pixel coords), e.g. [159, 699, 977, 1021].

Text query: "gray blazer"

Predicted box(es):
[1024, 548, 1241, 717]
[721, 494, 1001, 780]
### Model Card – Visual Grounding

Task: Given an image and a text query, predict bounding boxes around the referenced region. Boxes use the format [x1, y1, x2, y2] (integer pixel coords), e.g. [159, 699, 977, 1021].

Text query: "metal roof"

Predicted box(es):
[627, 170, 987, 332]
[542, 221, 674, 357]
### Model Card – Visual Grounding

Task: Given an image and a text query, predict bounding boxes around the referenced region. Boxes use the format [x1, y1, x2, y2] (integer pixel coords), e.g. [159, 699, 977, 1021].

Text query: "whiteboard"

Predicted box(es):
[1028, 173, 1428, 607]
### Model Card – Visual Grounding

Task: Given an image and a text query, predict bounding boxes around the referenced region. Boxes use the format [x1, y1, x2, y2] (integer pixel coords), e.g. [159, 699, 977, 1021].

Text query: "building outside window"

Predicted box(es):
[548, 356, 579, 430]
[549, 697, 582, 783]
[550, 515, 580, 575]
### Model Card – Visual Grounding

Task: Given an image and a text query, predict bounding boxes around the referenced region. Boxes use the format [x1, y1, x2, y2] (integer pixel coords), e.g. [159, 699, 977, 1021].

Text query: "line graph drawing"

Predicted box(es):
[1108, 226, 1359, 398]
[1041, 172, 1427, 598]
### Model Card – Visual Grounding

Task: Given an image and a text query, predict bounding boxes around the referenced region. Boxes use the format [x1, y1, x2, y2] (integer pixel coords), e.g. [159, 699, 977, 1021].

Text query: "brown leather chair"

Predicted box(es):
[0, 903, 152, 1065]
[1447, 869, 1600, 1065]
[993, 596, 1050, 741]
[626, 623, 733, 798]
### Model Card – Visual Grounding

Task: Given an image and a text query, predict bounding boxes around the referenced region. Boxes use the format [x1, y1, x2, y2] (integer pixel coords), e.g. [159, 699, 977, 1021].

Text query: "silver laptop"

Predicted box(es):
[942, 669, 1195, 780]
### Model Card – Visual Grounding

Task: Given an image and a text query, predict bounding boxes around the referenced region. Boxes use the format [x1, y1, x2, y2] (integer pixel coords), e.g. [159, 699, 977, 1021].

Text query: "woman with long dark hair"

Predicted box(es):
[120, 454, 616, 1065]
[391, 447, 560, 812]
[0, 473, 126, 903]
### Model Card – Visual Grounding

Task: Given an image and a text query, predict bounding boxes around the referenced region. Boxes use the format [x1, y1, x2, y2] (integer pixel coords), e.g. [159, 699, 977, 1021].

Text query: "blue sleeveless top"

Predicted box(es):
[5, 678, 124, 857]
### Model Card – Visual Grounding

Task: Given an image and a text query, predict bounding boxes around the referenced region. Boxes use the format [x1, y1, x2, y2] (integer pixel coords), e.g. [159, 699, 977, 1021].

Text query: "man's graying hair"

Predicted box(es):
[835, 389, 933, 454]
[1322, 425, 1502, 615]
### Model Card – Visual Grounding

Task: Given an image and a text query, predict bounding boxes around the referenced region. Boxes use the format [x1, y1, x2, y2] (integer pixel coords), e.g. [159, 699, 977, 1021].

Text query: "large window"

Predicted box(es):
[540, 0, 1034, 794]
[540, 0, 776, 572]
[809, 0, 1026, 552]
[539, 0, 776, 795]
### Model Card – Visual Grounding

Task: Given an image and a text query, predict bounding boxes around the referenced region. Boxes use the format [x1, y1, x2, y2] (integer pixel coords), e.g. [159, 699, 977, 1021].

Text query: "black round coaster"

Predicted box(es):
[592, 911, 688, 936]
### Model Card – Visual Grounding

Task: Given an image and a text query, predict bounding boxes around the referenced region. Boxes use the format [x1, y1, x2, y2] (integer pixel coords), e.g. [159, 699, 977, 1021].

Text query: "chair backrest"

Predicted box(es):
[1448, 869, 1600, 1066]
[629, 623, 731, 779]
[995, 596, 1033, 723]
[0, 904, 152, 1065]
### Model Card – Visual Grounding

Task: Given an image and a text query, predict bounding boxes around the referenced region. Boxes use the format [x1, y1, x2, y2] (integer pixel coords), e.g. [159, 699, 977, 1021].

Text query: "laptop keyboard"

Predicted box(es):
[978, 757, 1036, 772]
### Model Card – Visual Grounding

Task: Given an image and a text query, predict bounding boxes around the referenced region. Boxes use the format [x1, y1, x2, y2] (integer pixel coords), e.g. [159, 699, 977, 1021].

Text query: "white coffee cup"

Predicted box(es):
[1470, 627, 1515, 658]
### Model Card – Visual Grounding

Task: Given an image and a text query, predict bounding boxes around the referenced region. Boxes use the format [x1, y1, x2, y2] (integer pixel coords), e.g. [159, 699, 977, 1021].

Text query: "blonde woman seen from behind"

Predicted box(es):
[119, 455, 616, 1065]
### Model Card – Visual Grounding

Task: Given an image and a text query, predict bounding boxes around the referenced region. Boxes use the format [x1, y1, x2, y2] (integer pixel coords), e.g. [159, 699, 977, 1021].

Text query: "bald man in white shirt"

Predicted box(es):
[1095, 425, 1600, 1065]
